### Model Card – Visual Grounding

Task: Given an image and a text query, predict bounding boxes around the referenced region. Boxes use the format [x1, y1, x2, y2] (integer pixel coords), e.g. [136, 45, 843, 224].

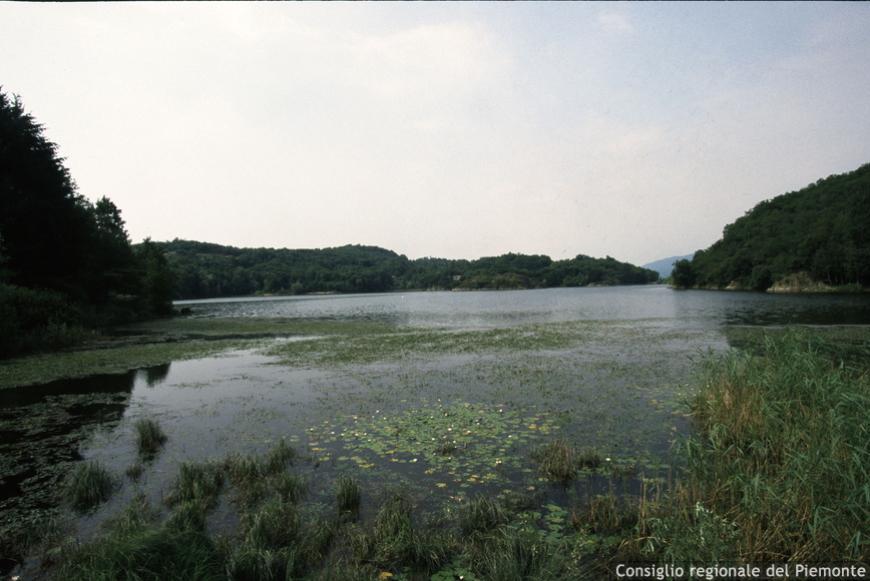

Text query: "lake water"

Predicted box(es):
[4, 286, 870, 576]
[177, 285, 870, 327]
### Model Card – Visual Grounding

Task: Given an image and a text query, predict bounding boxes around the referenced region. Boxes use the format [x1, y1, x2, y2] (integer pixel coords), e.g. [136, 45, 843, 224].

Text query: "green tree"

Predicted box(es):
[0, 89, 94, 293]
[137, 239, 174, 316]
[671, 259, 696, 289]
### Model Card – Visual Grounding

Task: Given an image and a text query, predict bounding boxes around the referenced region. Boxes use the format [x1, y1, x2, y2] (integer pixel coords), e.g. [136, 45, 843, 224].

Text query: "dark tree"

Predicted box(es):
[0, 90, 94, 294]
[136, 239, 174, 316]
[671, 259, 696, 289]
[688, 163, 870, 290]
[1, 89, 176, 357]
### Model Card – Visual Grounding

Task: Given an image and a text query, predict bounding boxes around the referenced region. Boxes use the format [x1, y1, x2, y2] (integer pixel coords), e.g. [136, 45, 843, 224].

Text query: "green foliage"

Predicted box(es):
[670, 259, 696, 289]
[458, 496, 509, 535]
[336, 475, 361, 515]
[134, 418, 167, 458]
[0, 283, 87, 356]
[642, 331, 870, 562]
[57, 515, 223, 581]
[0, 89, 179, 357]
[167, 462, 225, 508]
[531, 439, 601, 483]
[64, 460, 116, 512]
[687, 163, 870, 290]
[160, 239, 658, 299]
[136, 238, 174, 317]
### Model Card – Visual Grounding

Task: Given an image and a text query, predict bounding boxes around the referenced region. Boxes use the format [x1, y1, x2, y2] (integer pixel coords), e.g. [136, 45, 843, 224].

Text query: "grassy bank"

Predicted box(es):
[629, 330, 869, 563]
[46, 440, 617, 581]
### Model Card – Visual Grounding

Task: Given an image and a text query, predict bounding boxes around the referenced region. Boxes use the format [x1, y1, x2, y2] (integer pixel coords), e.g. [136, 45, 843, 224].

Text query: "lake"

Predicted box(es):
[3, 286, 870, 576]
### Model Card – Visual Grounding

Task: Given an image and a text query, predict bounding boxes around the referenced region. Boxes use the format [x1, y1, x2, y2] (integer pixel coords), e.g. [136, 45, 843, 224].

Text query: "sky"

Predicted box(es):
[2, 2, 869, 265]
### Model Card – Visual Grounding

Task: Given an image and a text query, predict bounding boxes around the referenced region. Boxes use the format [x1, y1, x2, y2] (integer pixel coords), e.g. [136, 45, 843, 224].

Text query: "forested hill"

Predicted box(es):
[157, 239, 659, 299]
[673, 163, 870, 291]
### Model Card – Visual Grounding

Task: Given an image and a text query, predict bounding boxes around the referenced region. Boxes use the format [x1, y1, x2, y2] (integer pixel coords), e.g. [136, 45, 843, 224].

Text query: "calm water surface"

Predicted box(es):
[177, 285, 870, 327]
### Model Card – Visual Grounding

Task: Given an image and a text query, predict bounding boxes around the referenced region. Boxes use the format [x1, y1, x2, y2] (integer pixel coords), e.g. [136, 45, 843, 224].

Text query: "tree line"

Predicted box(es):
[0, 90, 173, 357]
[159, 239, 659, 300]
[671, 163, 870, 291]
[0, 88, 658, 356]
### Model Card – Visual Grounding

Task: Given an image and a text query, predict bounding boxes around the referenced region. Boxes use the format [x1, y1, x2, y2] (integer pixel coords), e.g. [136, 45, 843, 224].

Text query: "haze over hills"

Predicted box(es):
[156, 239, 660, 300]
[642, 255, 693, 279]
[673, 163, 870, 291]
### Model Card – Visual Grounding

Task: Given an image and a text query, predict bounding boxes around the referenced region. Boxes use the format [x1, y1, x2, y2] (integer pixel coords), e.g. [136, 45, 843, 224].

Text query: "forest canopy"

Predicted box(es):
[0, 89, 173, 356]
[158, 239, 659, 300]
[673, 163, 870, 291]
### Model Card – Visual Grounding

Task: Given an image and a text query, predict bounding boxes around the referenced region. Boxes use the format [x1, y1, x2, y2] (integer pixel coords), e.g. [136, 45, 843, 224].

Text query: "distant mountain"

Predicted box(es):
[642, 255, 693, 279]
[674, 163, 870, 291]
[155, 239, 659, 299]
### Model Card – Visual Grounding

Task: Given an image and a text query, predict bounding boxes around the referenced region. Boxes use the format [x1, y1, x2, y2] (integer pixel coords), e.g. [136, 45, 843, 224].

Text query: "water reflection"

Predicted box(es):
[177, 286, 870, 329]
[0, 366, 168, 509]
[136, 363, 171, 387]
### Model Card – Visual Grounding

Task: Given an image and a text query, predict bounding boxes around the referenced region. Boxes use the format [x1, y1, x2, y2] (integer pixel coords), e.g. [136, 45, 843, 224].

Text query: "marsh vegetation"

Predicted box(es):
[2, 289, 869, 578]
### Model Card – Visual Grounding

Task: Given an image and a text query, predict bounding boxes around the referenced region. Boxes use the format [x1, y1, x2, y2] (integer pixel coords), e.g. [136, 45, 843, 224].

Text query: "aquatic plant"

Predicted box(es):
[125, 462, 144, 481]
[134, 418, 167, 458]
[458, 496, 508, 535]
[307, 402, 560, 490]
[641, 331, 870, 562]
[274, 472, 306, 504]
[263, 438, 296, 472]
[166, 461, 225, 508]
[64, 460, 115, 512]
[532, 439, 577, 483]
[336, 475, 361, 515]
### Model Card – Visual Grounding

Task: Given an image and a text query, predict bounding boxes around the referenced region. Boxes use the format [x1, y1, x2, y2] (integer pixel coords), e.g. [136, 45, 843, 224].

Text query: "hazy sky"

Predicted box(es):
[2, 2, 869, 264]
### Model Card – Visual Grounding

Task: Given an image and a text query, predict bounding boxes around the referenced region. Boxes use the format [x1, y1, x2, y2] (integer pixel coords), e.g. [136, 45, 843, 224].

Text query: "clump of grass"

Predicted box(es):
[225, 545, 294, 581]
[57, 519, 222, 580]
[225, 442, 300, 509]
[227, 498, 337, 580]
[56, 494, 223, 580]
[264, 438, 296, 472]
[64, 460, 115, 512]
[134, 418, 167, 458]
[125, 462, 144, 481]
[369, 494, 415, 566]
[436, 441, 457, 456]
[274, 472, 306, 504]
[336, 475, 361, 516]
[458, 496, 508, 536]
[245, 497, 301, 550]
[576, 448, 602, 469]
[641, 331, 870, 563]
[225, 454, 263, 485]
[464, 526, 566, 580]
[166, 499, 210, 532]
[580, 493, 637, 534]
[166, 461, 224, 508]
[532, 439, 577, 483]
